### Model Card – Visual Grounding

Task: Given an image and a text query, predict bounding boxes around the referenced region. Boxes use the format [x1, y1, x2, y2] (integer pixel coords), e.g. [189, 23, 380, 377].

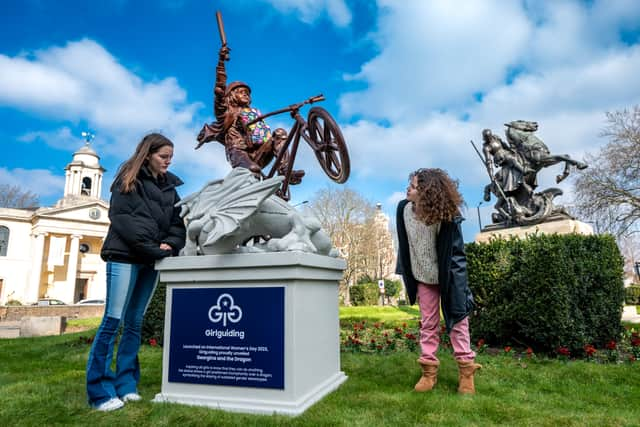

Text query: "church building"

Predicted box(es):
[0, 141, 109, 305]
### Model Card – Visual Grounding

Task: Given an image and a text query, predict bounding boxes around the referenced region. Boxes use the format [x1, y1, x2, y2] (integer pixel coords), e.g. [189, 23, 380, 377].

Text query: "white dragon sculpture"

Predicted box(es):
[177, 168, 337, 257]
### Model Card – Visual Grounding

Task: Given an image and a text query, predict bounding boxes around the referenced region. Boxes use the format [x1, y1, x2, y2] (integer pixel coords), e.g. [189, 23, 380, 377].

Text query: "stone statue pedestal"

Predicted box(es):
[152, 252, 347, 416]
[475, 219, 594, 243]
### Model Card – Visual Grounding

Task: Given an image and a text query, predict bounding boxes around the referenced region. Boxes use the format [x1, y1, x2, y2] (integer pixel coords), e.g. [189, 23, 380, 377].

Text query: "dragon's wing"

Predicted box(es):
[202, 174, 284, 247]
[177, 178, 224, 215]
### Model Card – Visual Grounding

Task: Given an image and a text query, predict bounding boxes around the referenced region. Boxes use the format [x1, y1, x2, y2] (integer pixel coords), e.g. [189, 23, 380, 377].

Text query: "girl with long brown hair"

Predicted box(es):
[86, 133, 185, 411]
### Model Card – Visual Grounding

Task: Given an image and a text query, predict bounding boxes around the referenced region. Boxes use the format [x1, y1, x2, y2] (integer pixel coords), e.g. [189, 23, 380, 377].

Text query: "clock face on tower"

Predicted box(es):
[88, 208, 101, 220]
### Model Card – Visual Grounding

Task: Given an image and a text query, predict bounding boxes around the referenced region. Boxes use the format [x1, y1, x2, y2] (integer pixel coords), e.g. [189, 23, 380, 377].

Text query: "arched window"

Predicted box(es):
[0, 226, 9, 256]
[81, 177, 92, 196]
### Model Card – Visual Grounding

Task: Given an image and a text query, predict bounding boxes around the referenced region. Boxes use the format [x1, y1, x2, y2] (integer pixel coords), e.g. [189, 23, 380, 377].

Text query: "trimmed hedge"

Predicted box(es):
[625, 285, 640, 305]
[466, 233, 625, 355]
[349, 282, 380, 306]
[382, 279, 401, 299]
[141, 283, 166, 345]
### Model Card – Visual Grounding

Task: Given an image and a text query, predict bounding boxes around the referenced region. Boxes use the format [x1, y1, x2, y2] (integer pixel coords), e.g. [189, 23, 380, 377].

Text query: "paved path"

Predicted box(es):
[622, 305, 640, 324]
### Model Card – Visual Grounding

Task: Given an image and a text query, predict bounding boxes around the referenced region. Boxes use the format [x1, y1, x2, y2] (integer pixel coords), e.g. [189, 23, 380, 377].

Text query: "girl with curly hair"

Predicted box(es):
[395, 168, 481, 394]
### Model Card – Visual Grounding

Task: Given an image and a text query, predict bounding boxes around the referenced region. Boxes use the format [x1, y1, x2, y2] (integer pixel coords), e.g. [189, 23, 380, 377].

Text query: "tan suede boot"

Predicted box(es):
[457, 360, 482, 394]
[414, 359, 439, 392]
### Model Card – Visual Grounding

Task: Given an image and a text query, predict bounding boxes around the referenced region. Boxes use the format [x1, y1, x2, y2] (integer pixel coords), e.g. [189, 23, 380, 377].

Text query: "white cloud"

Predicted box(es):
[261, 0, 351, 27]
[340, 1, 531, 123]
[0, 39, 202, 149]
[342, 113, 482, 182]
[0, 39, 234, 197]
[386, 191, 405, 207]
[338, 1, 640, 121]
[334, 0, 640, 220]
[0, 167, 65, 199]
[4, 0, 640, 228]
[524, 0, 640, 67]
[18, 127, 80, 151]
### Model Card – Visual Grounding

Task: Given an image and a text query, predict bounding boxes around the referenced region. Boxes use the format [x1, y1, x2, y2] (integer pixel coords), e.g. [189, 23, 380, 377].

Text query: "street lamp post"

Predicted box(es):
[476, 201, 483, 232]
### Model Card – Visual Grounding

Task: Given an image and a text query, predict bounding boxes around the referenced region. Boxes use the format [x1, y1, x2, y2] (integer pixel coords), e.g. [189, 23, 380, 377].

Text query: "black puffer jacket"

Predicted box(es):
[101, 167, 186, 265]
[395, 199, 475, 333]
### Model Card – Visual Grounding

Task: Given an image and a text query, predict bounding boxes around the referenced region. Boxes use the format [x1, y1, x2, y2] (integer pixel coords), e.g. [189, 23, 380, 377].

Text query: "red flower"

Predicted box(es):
[630, 355, 637, 362]
[583, 344, 596, 357]
[149, 338, 158, 347]
[349, 336, 362, 345]
[370, 339, 376, 344]
[557, 346, 571, 357]
[476, 339, 485, 348]
[373, 322, 381, 329]
[526, 347, 534, 356]
[504, 346, 512, 353]
[405, 333, 417, 341]
[606, 340, 617, 350]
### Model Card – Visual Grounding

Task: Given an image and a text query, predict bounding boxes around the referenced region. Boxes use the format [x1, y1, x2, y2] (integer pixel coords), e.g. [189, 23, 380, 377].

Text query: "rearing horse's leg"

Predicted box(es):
[552, 154, 588, 170]
[539, 154, 587, 183]
[556, 161, 571, 183]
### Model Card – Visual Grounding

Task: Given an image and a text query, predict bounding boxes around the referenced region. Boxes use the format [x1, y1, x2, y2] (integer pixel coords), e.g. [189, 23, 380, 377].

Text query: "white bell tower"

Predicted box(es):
[59, 132, 105, 206]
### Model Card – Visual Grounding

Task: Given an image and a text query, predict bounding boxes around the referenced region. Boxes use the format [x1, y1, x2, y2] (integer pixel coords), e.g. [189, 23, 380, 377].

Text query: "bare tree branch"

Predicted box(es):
[305, 187, 395, 304]
[573, 106, 640, 236]
[0, 184, 39, 209]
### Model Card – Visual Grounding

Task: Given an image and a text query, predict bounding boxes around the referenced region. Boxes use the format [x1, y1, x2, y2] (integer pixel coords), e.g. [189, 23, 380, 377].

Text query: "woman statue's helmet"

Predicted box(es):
[226, 81, 251, 96]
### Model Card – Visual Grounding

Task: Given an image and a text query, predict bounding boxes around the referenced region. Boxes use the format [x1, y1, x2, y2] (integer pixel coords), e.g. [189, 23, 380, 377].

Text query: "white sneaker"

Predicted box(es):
[94, 397, 124, 411]
[122, 393, 142, 402]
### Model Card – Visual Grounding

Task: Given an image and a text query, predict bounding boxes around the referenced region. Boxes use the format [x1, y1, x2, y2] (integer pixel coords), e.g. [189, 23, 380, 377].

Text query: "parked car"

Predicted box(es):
[76, 298, 105, 305]
[33, 298, 67, 306]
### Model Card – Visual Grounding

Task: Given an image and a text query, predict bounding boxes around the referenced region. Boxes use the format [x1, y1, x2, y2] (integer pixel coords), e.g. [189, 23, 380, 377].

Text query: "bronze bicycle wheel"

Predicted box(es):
[307, 107, 350, 183]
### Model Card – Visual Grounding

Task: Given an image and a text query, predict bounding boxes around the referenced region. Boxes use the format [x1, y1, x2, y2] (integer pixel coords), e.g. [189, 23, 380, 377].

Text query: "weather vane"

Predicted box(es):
[81, 131, 95, 144]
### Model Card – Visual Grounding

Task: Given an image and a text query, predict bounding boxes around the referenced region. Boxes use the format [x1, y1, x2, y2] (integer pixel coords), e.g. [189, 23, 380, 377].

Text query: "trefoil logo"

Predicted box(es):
[208, 293, 243, 327]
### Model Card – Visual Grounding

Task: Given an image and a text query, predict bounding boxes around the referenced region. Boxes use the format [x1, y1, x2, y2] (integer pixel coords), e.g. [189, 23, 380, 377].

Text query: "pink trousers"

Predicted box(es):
[417, 282, 475, 362]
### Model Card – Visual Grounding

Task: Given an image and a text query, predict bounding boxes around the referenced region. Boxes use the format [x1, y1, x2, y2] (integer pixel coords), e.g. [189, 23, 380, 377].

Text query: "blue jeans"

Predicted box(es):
[86, 261, 159, 406]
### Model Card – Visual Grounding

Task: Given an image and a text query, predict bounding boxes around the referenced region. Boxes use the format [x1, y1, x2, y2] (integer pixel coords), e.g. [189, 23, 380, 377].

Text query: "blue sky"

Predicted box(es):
[2, 0, 640, 241]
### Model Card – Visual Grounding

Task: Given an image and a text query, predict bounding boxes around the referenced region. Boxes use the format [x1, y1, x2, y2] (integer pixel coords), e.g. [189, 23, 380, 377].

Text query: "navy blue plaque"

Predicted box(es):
[168, 287, 285, 389]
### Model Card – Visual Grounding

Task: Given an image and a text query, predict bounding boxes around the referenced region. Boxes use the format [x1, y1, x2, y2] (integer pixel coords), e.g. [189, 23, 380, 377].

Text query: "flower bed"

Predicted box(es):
[340, 319, 640, 363]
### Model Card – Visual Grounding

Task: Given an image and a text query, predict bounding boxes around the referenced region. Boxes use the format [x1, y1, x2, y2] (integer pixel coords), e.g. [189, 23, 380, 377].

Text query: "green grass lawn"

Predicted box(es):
[2, 308, 639, 426]
[339, 305, 420, 323]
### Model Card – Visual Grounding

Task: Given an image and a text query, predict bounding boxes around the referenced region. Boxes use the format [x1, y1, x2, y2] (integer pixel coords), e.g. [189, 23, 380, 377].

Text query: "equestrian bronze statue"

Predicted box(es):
[472, 120, 588, 227]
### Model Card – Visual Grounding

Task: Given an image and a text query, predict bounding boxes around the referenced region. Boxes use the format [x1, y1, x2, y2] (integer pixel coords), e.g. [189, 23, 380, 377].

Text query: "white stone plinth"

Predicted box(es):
[475, 219, 594, 243]
[19, 316, 66, 337]
[152, 252, 347, 416]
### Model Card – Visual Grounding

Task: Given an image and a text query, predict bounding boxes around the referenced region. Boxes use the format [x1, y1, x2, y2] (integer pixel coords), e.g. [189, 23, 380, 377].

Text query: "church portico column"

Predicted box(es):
[89, 236, 108, 299]
[64, 170, 71, 195]
[65, 234, 82, 303]
[26, 232, 47, 303]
